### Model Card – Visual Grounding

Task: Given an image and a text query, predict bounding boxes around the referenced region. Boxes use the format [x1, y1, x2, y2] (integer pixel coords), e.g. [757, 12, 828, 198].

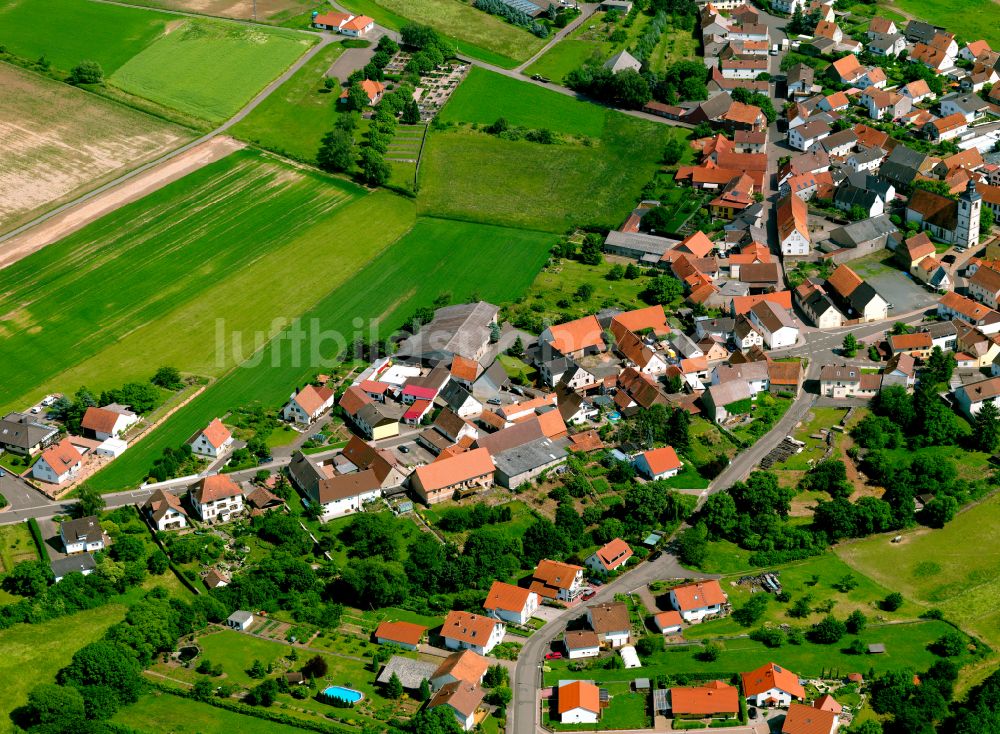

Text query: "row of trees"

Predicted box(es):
[51, 366, 183, 433]
[565, 58, 710, 109]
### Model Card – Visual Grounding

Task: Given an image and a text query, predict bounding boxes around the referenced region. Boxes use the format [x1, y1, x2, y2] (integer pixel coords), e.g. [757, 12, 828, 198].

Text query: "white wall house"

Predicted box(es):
[441, 611, 506, 656]
[483, 581, 539, 625]
[191, 475, 245, 522]
[60, 516, 104, 555]
[189, 418, 233, 458]
[282, 384, 335, 424]
[669, 580, 728, 623]
[32, 439, 84, 485]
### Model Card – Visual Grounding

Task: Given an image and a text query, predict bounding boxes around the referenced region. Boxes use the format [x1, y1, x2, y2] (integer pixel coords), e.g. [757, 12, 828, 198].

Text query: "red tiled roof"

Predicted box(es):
[671, 580, 727, 611]
[558, 681, 600, 715]
[375, 620, 426, 646]
[641, 446, 682, 475]
[742, 662, 805, 699]
[671, 681, 739, 716]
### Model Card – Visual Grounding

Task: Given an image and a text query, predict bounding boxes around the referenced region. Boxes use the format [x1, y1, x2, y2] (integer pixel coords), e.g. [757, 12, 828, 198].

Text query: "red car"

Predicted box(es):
[544, 652, 563, 660]
[581, 590, 597, 601]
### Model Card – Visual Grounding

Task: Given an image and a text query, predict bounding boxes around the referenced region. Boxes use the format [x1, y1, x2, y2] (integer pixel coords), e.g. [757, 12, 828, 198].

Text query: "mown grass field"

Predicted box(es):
[0, 524, 38, 574]
[116, 692, 308, 734]
[229, 43, 344, 161]
[89, 216, 553, 490]
[0, 150, 373, 415]
[337, 0, 544, 67]
[438, 66, 607, 138]
[110, 20, 313, 122]
[0, 603, 128, 732]
[838, 492, 1000, 650]
[0, 63, 192, 235]
[882, 0, 1000, 47]
[0, 0, 171, 74]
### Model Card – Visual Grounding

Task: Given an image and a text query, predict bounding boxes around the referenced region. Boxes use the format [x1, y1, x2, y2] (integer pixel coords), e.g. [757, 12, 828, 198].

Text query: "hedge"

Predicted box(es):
[28, 518, 50, 562]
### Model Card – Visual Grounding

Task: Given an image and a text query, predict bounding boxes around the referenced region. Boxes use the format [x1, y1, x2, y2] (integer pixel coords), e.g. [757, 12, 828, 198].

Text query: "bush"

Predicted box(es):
[881, 592, 904, 612]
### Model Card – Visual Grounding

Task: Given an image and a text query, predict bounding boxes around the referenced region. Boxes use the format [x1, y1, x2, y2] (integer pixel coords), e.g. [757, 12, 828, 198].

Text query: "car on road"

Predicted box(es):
[648, 550, 663, 561]
[399, 445, 410, 453]
[749, 707, 757, 719]
[581, 590, 597, 601]
[261, 455, 274, 464]
[530, 74, 551, 83]
[487, 397, 502, 405]
[544, 651, 563, 660]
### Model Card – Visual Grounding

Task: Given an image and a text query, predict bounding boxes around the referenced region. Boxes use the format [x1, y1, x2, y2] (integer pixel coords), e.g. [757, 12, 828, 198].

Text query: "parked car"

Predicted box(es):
[487, 397, 502, 405]
[581, 590, 597, 601]
[648, 550, 663, 562]
[749, 707, 757, 720]
[544, 651, 563, 660]
[399, 445, 410, 453]
[589, 578, 604, 587]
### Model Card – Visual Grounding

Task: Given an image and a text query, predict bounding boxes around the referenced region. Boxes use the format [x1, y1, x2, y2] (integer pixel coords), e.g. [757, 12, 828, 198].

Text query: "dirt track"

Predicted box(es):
[0, 136, 244, 271]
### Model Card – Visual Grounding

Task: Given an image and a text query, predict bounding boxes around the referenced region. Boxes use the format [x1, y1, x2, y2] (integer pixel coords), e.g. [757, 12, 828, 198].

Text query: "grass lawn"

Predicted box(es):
[497, 355, 538, 381]
[439, 66, 607, 138]
[89, 216, 553, 490]
[0, 63, 192, 236]
[882, 0, 1000, 47]
[336, 0, 545, 67]
[879, 444, 991, 483]
[124, 0, 317, 24]
[0, 523, 39, 574]
[648, 25, 698, 73]
[546, 619, 969, 685]
[0, 0, 172, 74]
[688, 416, 740, 465]
[0, 150, 372, 416]
[0, 602, 128, 726]
[837, 492, 1000, 651]
[198, 629, 295, 687]
[546, 681, 650, 730]
[420, 499, 538, 548]
[265, 424, 300, 448]
[115, 692, 309, 734]
[110, 20, 314, 123]
[731, 395, 793, 445]
[695, 539, 755, 575]
[229, 42, 344, 162]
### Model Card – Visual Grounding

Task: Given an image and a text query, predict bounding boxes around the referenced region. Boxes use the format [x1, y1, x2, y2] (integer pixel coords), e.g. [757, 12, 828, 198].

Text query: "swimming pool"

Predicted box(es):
[322, 686, 363, 704]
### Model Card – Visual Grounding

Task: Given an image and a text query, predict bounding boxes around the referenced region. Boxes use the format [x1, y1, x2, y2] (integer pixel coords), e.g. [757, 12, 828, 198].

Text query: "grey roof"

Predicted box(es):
[924, 320, 958, 339]
[834, 183, 881, 212]
[705, 379, 752, 407]
[604, 50, 641, 73]
[604, 230, 678, 255]
[0, 412, 58, 451]
[805, 290, 840, 317]
[869, 32, 904, 52]
[440, 381, 478, 412]
[941, 93, 989, 115]
[848, 145, 886, 165]
[695, 316, 735, 334]
[692, 92, 738, 121]
[472, 360, 509, 399]
[228, 610, 254, 624]
[356, 402, 395, 428]
[50, 553, 96, 579]
[377, 656, 438, 689]
[396, 301, 499, 361]
[60, 516, 102, 544]
[821, 129, 858, 151]
[493, 437, 570, 479]
[787, 62, 814, 86]
[672, 332, 703, 358]
[904, 19, 938, 42]
[846, 172, 893, 200]
[880, 144, 926, 185]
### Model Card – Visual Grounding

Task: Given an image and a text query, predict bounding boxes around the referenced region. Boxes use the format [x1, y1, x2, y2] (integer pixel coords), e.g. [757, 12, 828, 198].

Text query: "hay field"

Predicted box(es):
[0, 64, 192, 235]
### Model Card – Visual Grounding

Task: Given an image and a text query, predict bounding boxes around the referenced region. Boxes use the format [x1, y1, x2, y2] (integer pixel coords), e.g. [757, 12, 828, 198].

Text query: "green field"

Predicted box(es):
[0, 0, 171, 74]
[883, 0, 1000, 47]
[229, 43, 344, 161]
[116, 692, 309, 734]
[0, 524, 39, 574]
[838, 493, 1000, 650]
[110, 20, 313, 122]
[439, 66, 607, 138]
[0, 603, 128, 732]
[337, 0, 544, 67]
[88, 216, 553, 490]
[0, 150, 378, 415]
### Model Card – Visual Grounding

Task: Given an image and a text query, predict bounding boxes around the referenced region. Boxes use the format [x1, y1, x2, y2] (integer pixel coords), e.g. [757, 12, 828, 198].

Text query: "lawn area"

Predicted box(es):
[774, 406, 848, 471]
[730, 395, 794, 445]
[545, 681, 650, 730]
[0, 150, 375, 416]
[439, 66, 607, 137]
[419, 499, 538, 547]
[837, 492, 1000, 651]
[648, 25, 698, 73]
[0, 523, 39, 574]
[879, 444, 991, 483]
[545, 618, 969, 685]
[337, 0, 546, 67]
[0, 63, 192, 236]
[0, 602, 128, 728]
[688, 417, 740, 465]
[0, 0, 172, 74]
[88, 216, 553, 490]
[882, 0, 1000, 47]
[115, 692, 309, 734]
[229, 42, 344, 162]
[198, 629, 295, 687]
[695, 539, 755, 575]
[110, 20, 314, 123]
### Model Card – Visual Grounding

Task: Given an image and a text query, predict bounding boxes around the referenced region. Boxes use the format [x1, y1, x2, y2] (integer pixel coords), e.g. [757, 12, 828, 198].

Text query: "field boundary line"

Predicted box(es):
[88, 0, 325, 35]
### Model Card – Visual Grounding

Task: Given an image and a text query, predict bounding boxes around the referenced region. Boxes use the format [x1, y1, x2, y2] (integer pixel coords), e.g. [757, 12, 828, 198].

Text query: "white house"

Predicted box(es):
[955, 376, 1000, 418]
[483, 581, 539, 625]
[190, 474, 244, 522]
[654, 610, 684, 635]
[32, 439, 84, 484]
[586, 538, 634, 574]
[788, 120, 831, 152]
[587, 601, 632, 648]
[633, 446, 682, 480]
[564, 630, 601, 659]
[670, 580, 728, 623]
[429, 682, 484, 732]
[227, 610, 254, 631]
[60, 516, 104, 554]
[741, 662, 805, 707]
[441, 611, 505, 656]
[558, 681, 600, 725]
[50, 554, 96, 583]
[749, 301, 799, 349]
[144, 488, 188, 531]
[189, 418, 233, 458]
[283, 384, 335, 424]
[81, 405, 139, 440]
[530, 559, 584, 601]
[312, 11, 374, 36]
[777, 193, 810, 256]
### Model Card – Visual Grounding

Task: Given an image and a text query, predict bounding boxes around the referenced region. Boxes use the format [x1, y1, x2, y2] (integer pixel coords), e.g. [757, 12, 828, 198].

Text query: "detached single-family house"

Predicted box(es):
[669, 580, 728, 622]
[32, 439, 84, 484]
[955, 376, 1000, 417]
[783, 701, 839, 734]
[819, 365, 880, 398]
[586, 538, 634, 574]
[144, 488, 188, 531]
[0, 412, 58, 456]
[749, 301, 798, 349]
[587, 601, 631, 647]
[634, 446, 683, 480]
[51, 554, 96, 583]
[428, 681, 485, 732]
[564, 630, 601, 659]
[190, 474, 244, 522]
[741, 662, 806, 707]
[81, 404, 139, 440]
[777, 193, 810, 256]
[484, 581, 539, 625]
[441, 610, 505, 656]
[669, 681, 740, 720]
[529, 559, 584, 601]
[283, 384, 335, 424]
[431, 650, 489, 690]
[340, 78, 385, 106]
[60, 516, 104, 554]
[558, 681, 601, 725]
[375, 620, 427, 651]
[189, 418, 233, 458]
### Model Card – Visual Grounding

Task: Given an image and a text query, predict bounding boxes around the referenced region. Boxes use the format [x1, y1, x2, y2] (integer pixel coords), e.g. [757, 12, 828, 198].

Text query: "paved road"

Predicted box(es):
[513, 3, 599, 74]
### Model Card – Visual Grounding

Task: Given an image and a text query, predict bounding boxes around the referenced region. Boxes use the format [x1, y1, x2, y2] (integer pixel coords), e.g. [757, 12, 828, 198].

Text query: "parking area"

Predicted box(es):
[850, 253, 939, 314]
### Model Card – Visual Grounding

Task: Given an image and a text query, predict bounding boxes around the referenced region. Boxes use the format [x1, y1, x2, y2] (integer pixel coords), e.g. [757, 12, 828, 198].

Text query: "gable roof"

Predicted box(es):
[414, 447, 493, 491]
[81, 406, 131, 435]
[971, 265, 1000, 295]
[671, 580, 727, 611]
[610, 305, 669, 335]
[484, 581, 535, 613]
[670, 681, 740, 716]
[547, 316, 605, 354]
[826, 265, 863, 298]
[531, 559, 582, 597]
[441, 610, 500, 646]
[640, 446, 682, 475]
[558, 681, 600, 715]
[742, 662, 805, 699]
[375, 620, 426, 646]
[192, 474, 243, 504]
[731, 291, 793, 316]
[292, 384, 335, 416]
[144, 488, 188, 522]
[198, 418, 231, 449]
[777, 193, 808, 244]
[39, 438, 82, 473]
[592, 538, 634, 570]
[432, 650, 489, 684]
[782, 701, 838, 734]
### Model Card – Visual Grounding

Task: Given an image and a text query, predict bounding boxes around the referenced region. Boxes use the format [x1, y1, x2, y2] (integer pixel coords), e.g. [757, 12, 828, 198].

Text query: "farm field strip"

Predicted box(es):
[88, 215, 554, 491]
[0, 150, 365, 414]
[882, 0, 1000, 47]
[0, 63, 194, 237]
[121, 0, 317, 24]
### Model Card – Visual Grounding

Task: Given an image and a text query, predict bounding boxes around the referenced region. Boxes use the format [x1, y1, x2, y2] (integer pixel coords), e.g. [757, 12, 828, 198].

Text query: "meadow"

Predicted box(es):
[336, 0, 542, 67]
[88, 216, 554, 490]
[838, 493, 1000, 650]
[116, 692, 309, 734]
[110, 20, 314, 123]
[437, 67, 607, 138]
[229, 43, 345, 162]
[0, 603, 128, 732]
[0, 0, 171, 74]
[0, 64, 191, 235]
[882, 0, 1000, 47]
[0, 524, 39, 575]
[0, 150, 371, 415]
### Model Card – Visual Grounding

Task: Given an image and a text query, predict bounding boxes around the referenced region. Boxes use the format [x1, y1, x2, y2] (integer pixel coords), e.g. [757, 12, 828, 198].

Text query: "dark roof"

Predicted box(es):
[740, 263, 781, 284]
[834, 183, 880, 212]
[880, 145, 927, 185]
[60, 516, 102, 544]
[828, 214, 898, 248]
[50, 554, 96, 579]
[849, 282, 884, 313]
[0, 412, 58, 451]
[908, 189, 958, 231]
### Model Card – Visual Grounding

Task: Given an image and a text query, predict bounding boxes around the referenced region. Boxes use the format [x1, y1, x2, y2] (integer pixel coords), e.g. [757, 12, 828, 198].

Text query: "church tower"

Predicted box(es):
[956, 178, 982, 250]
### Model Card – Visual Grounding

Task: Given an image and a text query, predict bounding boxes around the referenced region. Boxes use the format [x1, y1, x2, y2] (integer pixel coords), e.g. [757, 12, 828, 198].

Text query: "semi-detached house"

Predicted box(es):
[587, 601, 632, 648]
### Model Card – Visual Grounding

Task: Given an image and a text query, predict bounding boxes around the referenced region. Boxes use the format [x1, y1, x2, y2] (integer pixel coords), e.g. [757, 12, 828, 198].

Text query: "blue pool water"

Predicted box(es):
[322, 686, 363, 704]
